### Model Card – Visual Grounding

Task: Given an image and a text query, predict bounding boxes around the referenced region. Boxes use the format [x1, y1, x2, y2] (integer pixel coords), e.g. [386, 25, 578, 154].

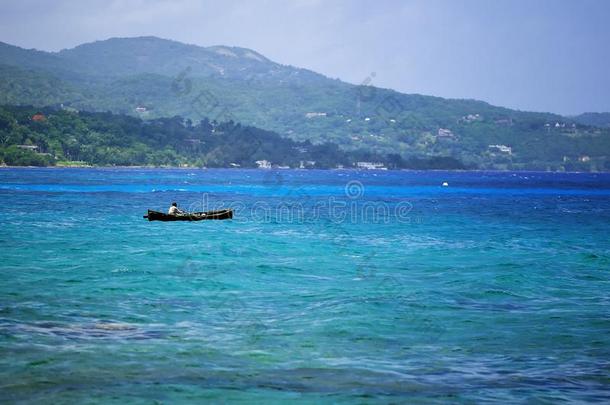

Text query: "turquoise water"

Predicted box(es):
[1, 168, 609, 403]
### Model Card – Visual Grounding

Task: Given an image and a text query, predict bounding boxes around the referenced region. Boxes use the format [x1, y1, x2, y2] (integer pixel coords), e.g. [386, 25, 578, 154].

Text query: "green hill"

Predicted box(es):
[0, 36, 609, 171]
[0, 105, 469, 169]
[574, 113, 610, 128]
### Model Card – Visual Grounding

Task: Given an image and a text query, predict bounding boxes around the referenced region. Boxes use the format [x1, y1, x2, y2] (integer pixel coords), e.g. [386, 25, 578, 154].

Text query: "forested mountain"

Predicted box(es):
[0, 36, 609, 171]
[574, 113, 610, 129]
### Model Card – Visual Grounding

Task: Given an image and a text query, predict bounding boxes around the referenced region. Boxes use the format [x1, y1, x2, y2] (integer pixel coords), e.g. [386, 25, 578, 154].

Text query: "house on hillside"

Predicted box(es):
[488, 144, 512, 155]
[460, 114, 482, 123]
[60, 104, 79, 113]
[31, 113, 46, 122]
[437, 128, 455, 139]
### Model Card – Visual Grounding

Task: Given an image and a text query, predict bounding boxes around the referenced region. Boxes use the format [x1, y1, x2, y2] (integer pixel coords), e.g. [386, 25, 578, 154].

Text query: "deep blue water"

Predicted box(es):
[1, 168, 609, 403]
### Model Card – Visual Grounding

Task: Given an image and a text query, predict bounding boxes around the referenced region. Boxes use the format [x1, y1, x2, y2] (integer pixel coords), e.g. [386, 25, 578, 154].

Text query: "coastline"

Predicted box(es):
[0, 165, 608, 174]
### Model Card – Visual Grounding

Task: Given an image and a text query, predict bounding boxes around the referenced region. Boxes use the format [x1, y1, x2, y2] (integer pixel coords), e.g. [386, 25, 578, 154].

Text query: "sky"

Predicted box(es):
[0, 0, 609, 115]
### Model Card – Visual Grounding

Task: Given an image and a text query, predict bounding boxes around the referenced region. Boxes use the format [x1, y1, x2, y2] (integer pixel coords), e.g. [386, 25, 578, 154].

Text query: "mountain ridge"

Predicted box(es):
[3, 36, 609, 115]
[0, 36, 609, 171]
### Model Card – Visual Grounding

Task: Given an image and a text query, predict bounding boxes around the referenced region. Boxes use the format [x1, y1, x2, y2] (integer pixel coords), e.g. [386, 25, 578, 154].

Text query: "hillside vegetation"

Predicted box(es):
[0, 105, 472, 169]
[0, 36, 609, 171]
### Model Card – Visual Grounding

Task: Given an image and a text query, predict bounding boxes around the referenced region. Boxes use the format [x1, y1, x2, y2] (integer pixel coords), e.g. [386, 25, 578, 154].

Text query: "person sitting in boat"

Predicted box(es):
[168, 202, 186, 216]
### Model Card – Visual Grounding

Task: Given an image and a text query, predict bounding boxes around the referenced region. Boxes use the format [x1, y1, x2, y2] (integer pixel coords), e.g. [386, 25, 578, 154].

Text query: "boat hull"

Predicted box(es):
[144, 209, 233, 221]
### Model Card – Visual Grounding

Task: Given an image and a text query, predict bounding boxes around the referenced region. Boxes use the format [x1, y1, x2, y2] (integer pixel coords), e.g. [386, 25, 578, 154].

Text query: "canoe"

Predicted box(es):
[144, 209, 233, 221]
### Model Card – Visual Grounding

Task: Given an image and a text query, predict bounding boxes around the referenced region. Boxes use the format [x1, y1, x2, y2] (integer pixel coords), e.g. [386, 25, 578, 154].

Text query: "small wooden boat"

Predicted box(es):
[143, 209, 233, 221]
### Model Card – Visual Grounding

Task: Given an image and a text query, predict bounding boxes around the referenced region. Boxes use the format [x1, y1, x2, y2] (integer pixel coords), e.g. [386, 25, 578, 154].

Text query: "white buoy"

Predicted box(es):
[442, 181, 449, 187]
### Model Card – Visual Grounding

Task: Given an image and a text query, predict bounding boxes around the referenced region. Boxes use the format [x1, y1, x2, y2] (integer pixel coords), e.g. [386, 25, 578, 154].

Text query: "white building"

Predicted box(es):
[437, 128, 455, 138]
[255, 160, 272, 169]
[488, 144, 512, 155]
[356, 161, 387, 170]
[461, 114, 482, 123]
[299, 160, 316, 169]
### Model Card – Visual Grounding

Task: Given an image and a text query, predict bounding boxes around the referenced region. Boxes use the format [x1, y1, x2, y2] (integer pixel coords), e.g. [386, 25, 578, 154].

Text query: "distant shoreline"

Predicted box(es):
[0, 165, 607, 174]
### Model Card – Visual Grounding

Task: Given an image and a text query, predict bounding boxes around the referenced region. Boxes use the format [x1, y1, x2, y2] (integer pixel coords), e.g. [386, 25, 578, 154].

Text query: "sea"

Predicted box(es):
[1, 168, 609, 403]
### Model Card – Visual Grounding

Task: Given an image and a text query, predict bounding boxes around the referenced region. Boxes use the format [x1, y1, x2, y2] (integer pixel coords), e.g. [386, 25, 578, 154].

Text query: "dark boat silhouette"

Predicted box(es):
[143, 209, 233, 221]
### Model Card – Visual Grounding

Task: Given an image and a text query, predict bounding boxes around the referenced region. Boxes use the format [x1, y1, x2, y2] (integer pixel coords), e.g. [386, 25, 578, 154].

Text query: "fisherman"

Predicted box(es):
[168, 202, 186, 216]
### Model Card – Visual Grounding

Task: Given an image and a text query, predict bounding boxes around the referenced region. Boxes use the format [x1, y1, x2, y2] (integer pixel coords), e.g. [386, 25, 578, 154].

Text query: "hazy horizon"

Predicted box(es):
[1, 0, 609, 115]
